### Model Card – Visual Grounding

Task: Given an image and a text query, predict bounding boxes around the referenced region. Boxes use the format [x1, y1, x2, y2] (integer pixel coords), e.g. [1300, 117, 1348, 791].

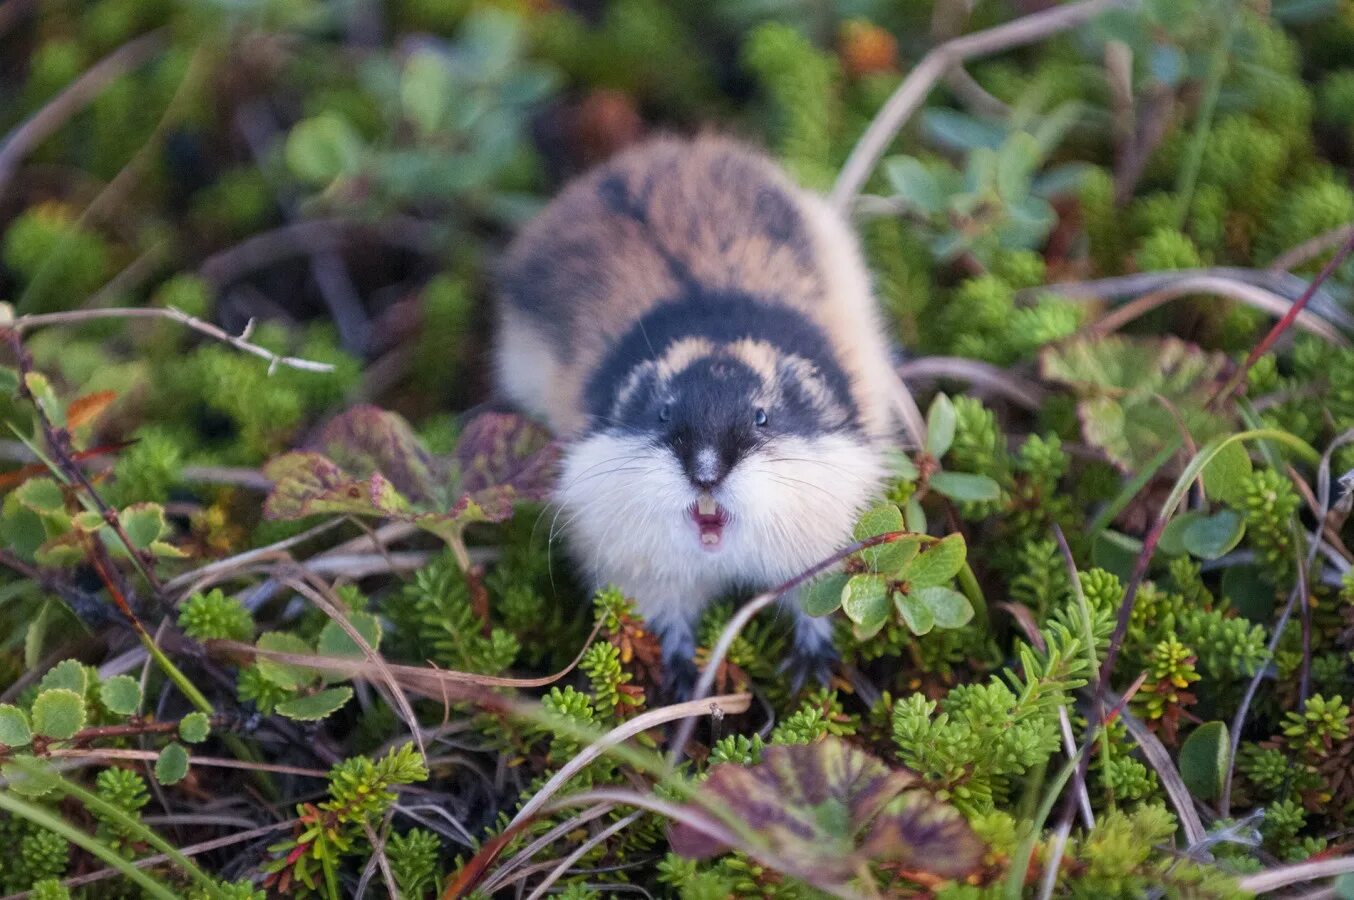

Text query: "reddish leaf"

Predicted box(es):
[66, 390, 117, 430]
[669, 739, 984, 888]
[263, 452, 411, 521]
[315, 405, 442, 503]
[454, 412, 557, 501]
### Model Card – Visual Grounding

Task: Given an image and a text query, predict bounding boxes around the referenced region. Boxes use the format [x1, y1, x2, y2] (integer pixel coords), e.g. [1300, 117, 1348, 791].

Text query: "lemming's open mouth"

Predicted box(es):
[688, 492, 729, 551]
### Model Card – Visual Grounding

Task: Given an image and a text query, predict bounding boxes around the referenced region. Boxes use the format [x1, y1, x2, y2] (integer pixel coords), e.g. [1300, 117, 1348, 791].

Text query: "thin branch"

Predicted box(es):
[45, 747, 328, 777]
[898, 356, 1049, 409]
[831, 0, 1132, 211]
[1084, 275, 1349, 346]
[523, 811, 644, 900]
[1033, 267, 1354, 332]
[0, 31, 166, 196]
[1239, 856, 1354, 894]
[1214, 229, 1354, 404]
[8, 306, 336, 373]
[1270, 222, 1354, 272]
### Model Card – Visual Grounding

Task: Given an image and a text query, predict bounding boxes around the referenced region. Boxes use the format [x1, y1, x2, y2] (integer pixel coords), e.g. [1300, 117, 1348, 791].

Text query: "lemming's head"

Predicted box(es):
[555, 294, 884, 571]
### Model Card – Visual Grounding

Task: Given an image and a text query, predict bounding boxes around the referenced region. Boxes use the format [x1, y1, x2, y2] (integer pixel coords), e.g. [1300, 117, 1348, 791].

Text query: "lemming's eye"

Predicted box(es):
[658, 403, 671, 423]
[754, 407, 768, 427]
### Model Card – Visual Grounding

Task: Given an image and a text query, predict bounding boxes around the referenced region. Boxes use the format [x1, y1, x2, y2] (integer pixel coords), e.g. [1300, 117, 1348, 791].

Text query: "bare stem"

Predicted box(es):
[0, 31, 166, 196]
[7, 306, 336, 373]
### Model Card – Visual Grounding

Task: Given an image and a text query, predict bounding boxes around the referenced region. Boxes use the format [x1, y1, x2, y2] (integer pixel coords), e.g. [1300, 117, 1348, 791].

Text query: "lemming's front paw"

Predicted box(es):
[779, 642, 837, 695]
[661, 653, 700, 703]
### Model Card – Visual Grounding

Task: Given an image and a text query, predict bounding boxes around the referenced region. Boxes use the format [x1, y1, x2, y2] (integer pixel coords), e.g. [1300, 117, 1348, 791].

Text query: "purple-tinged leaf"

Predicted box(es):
[454, 412, 557, 500]
[669, 740, 984, 888]
[315, 405, 442, 503]
[263, 452, 412, 521]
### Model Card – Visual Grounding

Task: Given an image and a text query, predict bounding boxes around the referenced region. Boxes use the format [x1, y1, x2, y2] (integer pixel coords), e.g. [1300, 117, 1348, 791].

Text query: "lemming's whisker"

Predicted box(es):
[766, 456, 876, 485]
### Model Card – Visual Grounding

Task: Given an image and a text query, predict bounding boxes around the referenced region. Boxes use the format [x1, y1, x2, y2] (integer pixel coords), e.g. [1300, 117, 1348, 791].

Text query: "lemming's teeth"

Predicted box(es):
[696, 493, 717, 516]
[701, 532, 719, 545]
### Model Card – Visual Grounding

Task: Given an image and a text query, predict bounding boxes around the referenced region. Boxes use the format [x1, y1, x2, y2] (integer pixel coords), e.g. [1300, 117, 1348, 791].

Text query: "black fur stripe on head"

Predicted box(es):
[584, 288, 858, 429]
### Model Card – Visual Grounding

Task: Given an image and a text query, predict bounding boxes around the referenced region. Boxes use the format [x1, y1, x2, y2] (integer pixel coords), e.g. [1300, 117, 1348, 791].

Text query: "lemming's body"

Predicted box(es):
[494, 134, 897, 693]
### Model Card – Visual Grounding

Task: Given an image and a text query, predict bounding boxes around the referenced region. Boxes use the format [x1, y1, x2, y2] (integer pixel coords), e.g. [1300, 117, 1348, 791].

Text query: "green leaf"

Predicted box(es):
[1201, 440, 1252, 506]
[98, 675, 142, 716]
[668, 739, 984, 888]
[0, 364, 18, 395]
[883, 156, 946, 216]
[925, 394, 957, 458]
[851, 504, 916, 572]
[903, 497, 926, 532]
[155, 742, 190, 785]
[401, 49, 453, 136]
[841, 574, 891, 633]
[178, 712, 210, 744]
[894, 591, 935, 635]
[900, 533, 967, 589]
[1158, 510, 1201, 556]
[887, 449, 919, 482]
[1181, 509, 1246, 560]
[802, 573, 849, 617]
[912, 585, 974, 629]
[31, 689, 86, 740]
[929, 471, 1001, 503]
[1178, 721, 1229, 801]
[39, 659, 88, 695]
[276, 687, 354, 722]
[3, 755, 59, 798]
[1041, 336, 1233, 471]
[0, 704, 32, 747]
[120, 503, 168, 550]
[15, 477, 65, 516]
[71, 510, 105, 532]
[254, 632, 316, 690]
[316, 611, 383, 659]
[285, 113, 364, 184]
[23, 372, 64, 428]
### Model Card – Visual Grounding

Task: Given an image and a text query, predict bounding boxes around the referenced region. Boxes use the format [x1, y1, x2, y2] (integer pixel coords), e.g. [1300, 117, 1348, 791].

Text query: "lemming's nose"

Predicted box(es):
[686, 446, 725, 490]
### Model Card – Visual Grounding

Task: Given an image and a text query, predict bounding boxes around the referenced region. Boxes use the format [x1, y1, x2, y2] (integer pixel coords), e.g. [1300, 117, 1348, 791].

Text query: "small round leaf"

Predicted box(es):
[39, 659, 88, 695]
[255, 632, 316, 690]
[1181, 510, 1245, 561]
[894, 591, 936, 635]
[316, 611, 383, 659]
[900, 533, 967, 589]
[285, 114, 364, 184]
[1201, 440, 1252, 506]
[98, 675, 142, 716]
[119, 503, 168, 550]
[3, 756, 59, 798]
[929, 472, 1001, 503]
[1178, 721, 1229, 801]
[178, 711, 211, 744]
[841, 574, 891, 634]
[0, 704, 32, 747]
[802, 572, 849, 617]
[276, 687, 354, 722]
[155, 742, 190, 785]
[925, 394, 957, 458]
[15, 478, 65, 516]
[31, 688, 86, 740]
[912, 585, 974, 629]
